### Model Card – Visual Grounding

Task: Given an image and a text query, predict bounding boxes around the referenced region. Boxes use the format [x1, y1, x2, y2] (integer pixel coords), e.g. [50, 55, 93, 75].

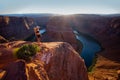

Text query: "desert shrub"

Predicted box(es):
[16, 44, 40, 61]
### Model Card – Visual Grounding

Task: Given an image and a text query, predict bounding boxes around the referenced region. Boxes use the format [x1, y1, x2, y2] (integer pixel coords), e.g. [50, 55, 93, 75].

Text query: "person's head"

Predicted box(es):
[36, 26, 40, 29]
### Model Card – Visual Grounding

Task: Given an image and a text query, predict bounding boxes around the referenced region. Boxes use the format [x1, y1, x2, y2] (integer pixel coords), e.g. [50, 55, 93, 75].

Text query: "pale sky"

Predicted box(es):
[0, 0, 120, 14]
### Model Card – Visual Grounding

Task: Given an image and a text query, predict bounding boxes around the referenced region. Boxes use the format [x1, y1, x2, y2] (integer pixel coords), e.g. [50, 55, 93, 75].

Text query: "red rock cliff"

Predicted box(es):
[0, 41, 88, 80]
[44, 16, 77, 50]
[38, 42, 88, 80]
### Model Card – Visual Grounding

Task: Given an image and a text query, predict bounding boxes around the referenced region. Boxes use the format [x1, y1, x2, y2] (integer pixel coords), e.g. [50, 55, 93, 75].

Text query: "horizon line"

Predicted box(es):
[0, 12, 120, 15]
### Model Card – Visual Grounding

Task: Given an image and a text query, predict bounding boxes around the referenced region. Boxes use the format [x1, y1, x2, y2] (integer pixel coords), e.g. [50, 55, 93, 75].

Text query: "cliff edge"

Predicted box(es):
[0, 41, 88, 80]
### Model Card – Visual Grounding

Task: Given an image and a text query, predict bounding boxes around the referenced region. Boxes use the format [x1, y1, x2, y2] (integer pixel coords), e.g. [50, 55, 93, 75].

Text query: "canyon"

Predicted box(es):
[0, 14, 120, 79]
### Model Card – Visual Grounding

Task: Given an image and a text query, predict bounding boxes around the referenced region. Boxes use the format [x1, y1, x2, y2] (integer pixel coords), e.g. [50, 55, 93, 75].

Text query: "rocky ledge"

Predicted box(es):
[0, 41, 88, 80]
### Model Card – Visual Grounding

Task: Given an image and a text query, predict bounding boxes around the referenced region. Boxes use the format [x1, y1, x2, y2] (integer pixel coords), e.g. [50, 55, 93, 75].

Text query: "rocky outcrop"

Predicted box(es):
[0, 16, 35, 40]
[0, 41, 88, 80]
[35, 42, 88, 80]
[27, 62, 49, 80]
[43, 16, 77, 50]
[1, 60, 27, 80]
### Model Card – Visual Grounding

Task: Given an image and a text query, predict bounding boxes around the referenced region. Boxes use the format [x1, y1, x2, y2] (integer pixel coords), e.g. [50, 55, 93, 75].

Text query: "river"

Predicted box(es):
[73, 30, 101, 68]
[39, 29, 46, 34]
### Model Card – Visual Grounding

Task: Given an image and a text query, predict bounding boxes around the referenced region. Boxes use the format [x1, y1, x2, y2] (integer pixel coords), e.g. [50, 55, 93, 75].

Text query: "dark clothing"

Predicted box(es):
[37, 34, 41, 38]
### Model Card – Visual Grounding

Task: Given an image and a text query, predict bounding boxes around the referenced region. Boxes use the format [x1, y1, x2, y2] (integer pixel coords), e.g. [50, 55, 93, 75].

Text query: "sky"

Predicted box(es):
[0, 0, 120, 14]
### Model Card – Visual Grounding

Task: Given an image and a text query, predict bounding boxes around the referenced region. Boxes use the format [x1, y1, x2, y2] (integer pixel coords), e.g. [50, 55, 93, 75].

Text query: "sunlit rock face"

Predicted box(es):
[0, 16, 34, 40]
[44, 16, 78, 50]
[0, 41, 88, 80]
[35, 42, 88, 80]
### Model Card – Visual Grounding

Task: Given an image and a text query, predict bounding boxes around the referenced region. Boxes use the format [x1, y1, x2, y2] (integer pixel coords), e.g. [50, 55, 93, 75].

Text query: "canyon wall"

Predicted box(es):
[70, 14, 120, 61]
[43, 16, 78, 50]
[0, 16, 34, 40]
[0, 16, 50, 40]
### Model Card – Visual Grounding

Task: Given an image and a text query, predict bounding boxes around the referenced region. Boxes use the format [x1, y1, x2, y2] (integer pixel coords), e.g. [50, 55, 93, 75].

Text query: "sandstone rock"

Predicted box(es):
[2, 60, 27, 80]
[0, 16, 34, 40]
[27, 62, 49, 80]
[35, 42, 88, 80]
[44, 16, 77, 50]
[0, 41, 88, 80]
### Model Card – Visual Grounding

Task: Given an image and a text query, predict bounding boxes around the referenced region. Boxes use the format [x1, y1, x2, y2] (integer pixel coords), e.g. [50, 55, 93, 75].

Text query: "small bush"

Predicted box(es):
[16, 44, 40, 61]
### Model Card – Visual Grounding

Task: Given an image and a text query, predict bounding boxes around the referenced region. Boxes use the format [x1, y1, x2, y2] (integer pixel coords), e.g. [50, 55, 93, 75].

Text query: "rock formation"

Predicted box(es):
[37, 42, 88, 80]
[43, 16, 77, 50]
[0, 15, 51, 41]
[0, 41, 88, 80]
[70, 14, 120, 79]
[0, 16, 34, 40]
[1, 60, 27, 80]
[71, 15, 120, 61]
